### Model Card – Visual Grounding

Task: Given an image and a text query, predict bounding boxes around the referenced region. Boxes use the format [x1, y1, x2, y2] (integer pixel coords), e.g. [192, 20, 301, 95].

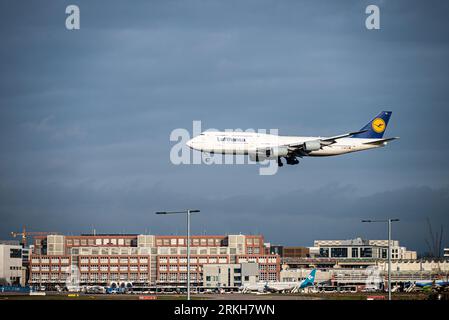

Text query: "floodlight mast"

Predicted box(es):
[155, 209, 200, 300]
[362, 218, 400, 301]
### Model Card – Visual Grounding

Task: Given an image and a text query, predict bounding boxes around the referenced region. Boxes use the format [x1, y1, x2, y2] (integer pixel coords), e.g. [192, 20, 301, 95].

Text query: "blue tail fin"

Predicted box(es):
[351, 111, 392, 139]
[300, 269, 316, 288]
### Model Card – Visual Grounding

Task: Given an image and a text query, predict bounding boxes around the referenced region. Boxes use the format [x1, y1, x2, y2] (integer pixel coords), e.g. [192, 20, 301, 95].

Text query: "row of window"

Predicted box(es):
[236, 257, 278, 263]
[9, 266, 22, 270]
[31, 273, 149, 281]
[80, 273, 148, 281]
[38, 236, 262, 248]
[159, 265, 203, 272]
[246, 247, 261, 254]
[159, 265, 201, 272]
[246, 238, 261, 246]
[32, 265, 150, 272]
[79, 257, 148, 264]
[159, 257, 228, 264]
[259, 273, 278, 281]
[158, 247, 234, 255]
[80, 266, 148, 272]
[204, 275, 246, 283]
[31, 258, 70, 264]
[159, 273, 201, 281]
[31, 273, 69, 280]
[156, 238, 223, 247]
[66, 238, 134, 246]
[31, 256, 149, 264]
[72, 248, 154, 255]
[258, 265, 277, 271]
[319, 247, 390, 258]
[32, 266, 63, 272]
[10, 248, 22, 258]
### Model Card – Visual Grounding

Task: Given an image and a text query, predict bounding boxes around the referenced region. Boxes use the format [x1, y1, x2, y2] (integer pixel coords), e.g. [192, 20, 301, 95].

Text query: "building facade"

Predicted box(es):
[28, 233, 280, 289]
[0, 241, 26, 286]
[203, 262, 259, 288]
[282, 246, 310, 259]
[311, 238, 417, 260]
[268, 245, 309, 259]
[280, 259, 449, 289]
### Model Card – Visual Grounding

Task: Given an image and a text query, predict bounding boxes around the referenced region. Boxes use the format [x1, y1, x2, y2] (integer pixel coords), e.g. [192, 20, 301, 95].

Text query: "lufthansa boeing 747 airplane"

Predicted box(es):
[186, 111, 398, 167]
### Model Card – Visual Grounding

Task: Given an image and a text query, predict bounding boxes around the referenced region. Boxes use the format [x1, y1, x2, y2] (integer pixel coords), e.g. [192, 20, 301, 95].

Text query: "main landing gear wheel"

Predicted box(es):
[286, 157, 299, 165]
[277, 157, 283, 167]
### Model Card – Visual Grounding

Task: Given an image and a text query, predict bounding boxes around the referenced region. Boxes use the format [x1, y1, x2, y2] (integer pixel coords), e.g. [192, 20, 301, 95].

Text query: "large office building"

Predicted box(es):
[28, 233, 280, 289]
[203, 263, 259, 288]
[280, 258, 449, 289]
[310, 238, 417, 260]
[279, 238, 418, 270]
[0, 241, 26, 286]
[444, 248, 449, 259]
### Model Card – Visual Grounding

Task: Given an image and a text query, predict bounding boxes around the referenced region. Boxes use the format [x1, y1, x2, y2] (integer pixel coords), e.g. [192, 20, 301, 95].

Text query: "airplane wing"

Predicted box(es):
[320, 130, 369, 143]
[287, 129, 368, 148]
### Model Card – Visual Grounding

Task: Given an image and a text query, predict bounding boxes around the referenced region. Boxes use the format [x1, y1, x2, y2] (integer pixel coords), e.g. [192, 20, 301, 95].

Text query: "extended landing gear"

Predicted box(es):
[277, 157, 300, 167]
[286, 157, 300, 165]
[203, 151, 215, 163]
[277, 157, 283, 167]
[278, 157, 300, 167]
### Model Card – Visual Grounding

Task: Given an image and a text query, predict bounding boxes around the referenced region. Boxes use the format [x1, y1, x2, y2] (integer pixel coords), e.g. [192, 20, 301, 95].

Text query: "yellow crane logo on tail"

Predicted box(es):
[371, 118, 386, 133]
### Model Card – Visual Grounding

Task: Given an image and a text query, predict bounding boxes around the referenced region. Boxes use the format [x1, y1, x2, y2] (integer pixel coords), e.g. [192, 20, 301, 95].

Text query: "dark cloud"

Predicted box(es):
[1, 178, 448, 252]
[1, 1, 449, 253]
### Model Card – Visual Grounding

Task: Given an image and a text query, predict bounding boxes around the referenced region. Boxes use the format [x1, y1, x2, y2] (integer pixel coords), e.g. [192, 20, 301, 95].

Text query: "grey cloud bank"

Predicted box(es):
[0, 0, 448, 253]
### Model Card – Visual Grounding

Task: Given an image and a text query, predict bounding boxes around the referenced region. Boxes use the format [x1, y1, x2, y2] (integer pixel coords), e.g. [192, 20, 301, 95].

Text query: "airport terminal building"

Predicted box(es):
[4, 233, 444, 292]
[28, 233, 280, 290]
[310, 238, 417, 260]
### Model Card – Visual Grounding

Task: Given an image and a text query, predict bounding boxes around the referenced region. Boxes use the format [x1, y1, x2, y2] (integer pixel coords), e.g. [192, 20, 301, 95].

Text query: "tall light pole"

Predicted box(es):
[155, 209, 200, 300]
[362, 218, 400, 301]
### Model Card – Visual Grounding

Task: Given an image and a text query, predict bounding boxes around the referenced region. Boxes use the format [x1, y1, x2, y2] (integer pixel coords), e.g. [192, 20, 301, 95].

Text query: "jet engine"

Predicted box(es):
[268, 146, 289, 158]
[303, 140, 321, 152]
[249, 146, 289, 161]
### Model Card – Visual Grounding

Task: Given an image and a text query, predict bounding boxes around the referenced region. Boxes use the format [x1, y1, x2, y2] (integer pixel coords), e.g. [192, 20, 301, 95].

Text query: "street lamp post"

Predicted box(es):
[362, 218, 399, 301]
[155, 209, 200, 300]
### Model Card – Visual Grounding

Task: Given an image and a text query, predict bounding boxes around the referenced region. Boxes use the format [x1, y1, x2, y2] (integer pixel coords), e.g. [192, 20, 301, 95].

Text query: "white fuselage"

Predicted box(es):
[241, 280, 308, 293]
[239, 282, 267, 293]
[187, 131, 385, 157]
[266, 281, 300, 292]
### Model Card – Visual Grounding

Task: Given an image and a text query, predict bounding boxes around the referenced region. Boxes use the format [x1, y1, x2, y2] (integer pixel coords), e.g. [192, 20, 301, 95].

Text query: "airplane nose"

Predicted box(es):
[186, 139, 193, 148]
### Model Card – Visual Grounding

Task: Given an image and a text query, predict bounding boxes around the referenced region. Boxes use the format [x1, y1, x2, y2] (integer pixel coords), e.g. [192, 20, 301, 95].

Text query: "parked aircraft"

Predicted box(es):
[415, 280, 449, 289]
[239, 281, 268, 293]
[240, 269, 317, 293]
[266, 269, 317, 293]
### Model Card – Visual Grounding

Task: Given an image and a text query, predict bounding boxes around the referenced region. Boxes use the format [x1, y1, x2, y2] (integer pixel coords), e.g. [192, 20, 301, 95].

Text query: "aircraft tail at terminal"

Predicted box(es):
[258, 269, 317, 293]
[299, 269, 317, 289]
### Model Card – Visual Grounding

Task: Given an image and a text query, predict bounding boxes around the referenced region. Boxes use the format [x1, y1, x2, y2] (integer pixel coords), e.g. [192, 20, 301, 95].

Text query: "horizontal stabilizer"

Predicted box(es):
[363, 137, 399, 145]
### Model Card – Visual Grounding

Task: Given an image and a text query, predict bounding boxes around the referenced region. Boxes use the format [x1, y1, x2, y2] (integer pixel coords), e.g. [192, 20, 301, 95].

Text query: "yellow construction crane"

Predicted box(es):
[10, 226, 59, 247]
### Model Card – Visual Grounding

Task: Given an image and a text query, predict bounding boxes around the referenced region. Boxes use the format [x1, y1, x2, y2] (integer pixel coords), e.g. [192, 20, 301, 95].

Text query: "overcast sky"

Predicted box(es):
[1, 0, 448, 254]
